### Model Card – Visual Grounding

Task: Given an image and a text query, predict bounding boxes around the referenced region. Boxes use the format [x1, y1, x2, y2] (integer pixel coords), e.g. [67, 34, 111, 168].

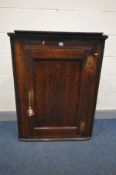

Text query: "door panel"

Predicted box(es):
[33, 59, 82, 128]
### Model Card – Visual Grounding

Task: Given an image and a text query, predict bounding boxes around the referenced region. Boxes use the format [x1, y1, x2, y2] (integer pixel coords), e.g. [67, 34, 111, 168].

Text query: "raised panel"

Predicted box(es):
[33, 59, 82, 129]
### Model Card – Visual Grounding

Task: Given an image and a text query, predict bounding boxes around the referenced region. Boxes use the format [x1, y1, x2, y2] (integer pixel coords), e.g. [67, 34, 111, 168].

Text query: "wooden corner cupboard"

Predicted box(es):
[8, 31, 108, 141]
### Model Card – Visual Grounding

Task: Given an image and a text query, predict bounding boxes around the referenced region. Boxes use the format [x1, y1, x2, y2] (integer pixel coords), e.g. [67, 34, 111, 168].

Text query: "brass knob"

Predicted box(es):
[27, 106, 34, 117]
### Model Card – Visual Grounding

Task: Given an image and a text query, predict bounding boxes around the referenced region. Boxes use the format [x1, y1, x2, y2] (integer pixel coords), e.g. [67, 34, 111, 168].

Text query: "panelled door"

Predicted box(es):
[20, 44, 98, 140]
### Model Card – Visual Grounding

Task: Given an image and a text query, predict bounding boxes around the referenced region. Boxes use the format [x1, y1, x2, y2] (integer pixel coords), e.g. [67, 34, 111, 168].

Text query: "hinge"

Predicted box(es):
[80, 122, 86, 132]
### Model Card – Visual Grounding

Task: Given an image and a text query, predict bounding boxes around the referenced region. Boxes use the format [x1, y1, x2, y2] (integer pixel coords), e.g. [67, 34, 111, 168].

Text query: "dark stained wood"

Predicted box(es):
[8, 31, 108, 141]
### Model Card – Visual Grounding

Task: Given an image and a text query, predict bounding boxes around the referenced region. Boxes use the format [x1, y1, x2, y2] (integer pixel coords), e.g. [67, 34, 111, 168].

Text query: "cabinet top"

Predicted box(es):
[8, 30, 108, 41]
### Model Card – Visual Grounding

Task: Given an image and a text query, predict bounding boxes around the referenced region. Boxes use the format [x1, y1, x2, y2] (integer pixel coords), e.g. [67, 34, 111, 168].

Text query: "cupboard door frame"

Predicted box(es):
[22, 47, 98, 139]
[12, 40, 103, 140]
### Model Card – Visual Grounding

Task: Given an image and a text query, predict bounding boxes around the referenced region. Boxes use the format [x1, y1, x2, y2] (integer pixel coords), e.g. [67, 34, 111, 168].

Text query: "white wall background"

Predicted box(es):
[0, 0, 116, 111]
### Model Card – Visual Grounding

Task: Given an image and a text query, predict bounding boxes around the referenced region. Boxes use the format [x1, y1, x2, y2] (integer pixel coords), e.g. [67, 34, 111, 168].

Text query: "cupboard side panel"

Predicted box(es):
[78, 42, 105, 137]
[89, 43, 105, 137]
[10, 39, 30, 138]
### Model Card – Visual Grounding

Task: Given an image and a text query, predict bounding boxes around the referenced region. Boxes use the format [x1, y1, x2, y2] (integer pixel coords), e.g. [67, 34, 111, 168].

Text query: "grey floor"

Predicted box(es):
[0, 119, 116, 175]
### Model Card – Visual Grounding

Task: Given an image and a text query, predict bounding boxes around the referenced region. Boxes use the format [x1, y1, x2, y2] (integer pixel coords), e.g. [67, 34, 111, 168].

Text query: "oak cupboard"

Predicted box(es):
[8, 31, 108, 141]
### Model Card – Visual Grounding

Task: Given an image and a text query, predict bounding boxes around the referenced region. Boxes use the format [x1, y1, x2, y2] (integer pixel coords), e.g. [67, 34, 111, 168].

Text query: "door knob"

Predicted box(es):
[27, 106, 34, 117]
